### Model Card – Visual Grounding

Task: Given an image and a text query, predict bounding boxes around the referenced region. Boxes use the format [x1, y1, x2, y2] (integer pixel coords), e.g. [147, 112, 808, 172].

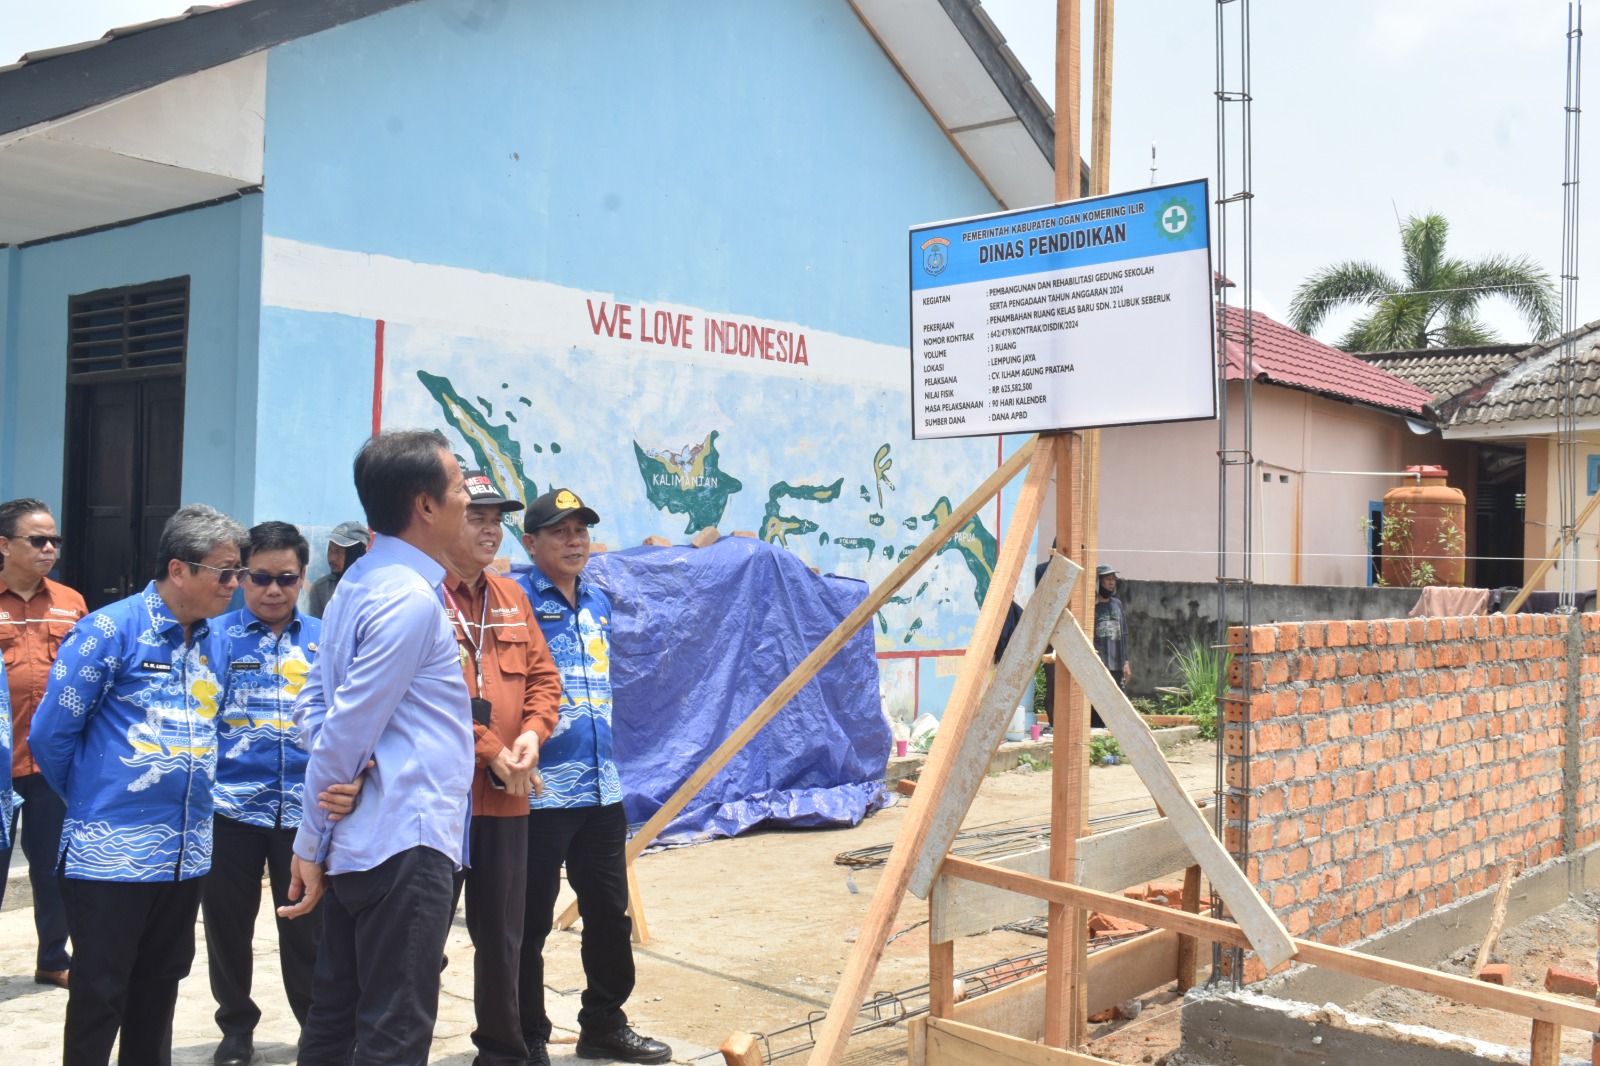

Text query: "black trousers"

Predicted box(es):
[519, 803, 633, 1046]
[0, 771, 72, 971]
[201, 815, 322, 1036]
[448, 815, 531, 1066]
[58, 874, 203, 1066]
[297, 845, 456, 1066]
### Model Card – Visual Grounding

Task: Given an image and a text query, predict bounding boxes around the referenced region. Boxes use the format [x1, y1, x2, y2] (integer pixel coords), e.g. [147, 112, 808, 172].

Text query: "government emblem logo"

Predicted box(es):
[921, 236, 950, 277]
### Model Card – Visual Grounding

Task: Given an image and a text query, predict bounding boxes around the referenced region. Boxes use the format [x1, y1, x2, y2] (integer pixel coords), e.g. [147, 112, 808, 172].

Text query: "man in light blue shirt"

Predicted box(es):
[278, 430, 474, 1066]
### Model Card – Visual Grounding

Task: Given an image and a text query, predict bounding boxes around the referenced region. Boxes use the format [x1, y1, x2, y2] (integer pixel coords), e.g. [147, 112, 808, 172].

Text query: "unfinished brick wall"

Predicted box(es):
[1223, 613, 1593, 951]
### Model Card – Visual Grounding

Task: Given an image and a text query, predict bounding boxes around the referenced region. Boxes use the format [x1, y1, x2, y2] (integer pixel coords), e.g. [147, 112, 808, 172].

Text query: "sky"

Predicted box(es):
[1, 0, 1590, 349]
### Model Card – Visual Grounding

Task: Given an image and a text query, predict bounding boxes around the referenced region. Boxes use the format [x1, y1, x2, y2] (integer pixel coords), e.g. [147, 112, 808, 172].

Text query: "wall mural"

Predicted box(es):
[386, 324, 1011, 657]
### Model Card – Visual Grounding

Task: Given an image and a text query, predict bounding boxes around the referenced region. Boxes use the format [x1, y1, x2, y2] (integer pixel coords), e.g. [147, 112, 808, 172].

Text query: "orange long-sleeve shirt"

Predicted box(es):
[0, 575, 88, 777]
[446, 571, 562, 817]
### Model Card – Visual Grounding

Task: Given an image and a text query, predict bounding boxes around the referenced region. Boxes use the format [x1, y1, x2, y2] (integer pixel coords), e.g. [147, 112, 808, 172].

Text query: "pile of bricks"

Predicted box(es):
[1221, 614, 1595, 955]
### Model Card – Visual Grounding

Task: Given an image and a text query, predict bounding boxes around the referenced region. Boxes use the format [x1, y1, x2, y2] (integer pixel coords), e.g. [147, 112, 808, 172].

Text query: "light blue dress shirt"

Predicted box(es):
[292, 535, 473, 876]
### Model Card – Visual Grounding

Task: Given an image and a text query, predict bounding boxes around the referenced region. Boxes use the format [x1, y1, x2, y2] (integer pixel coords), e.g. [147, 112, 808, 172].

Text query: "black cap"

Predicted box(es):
[463, 471, 525, 512]
[524, 488, 600, 533]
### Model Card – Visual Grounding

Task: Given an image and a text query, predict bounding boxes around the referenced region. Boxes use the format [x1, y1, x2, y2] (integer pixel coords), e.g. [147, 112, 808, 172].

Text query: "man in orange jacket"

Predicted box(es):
[444, 472, 562, 1066]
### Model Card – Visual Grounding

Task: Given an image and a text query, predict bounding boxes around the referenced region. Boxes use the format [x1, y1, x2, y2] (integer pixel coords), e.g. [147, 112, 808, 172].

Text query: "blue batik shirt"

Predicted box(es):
[29, 583, 223, 882]
[215, 607, 321, 829]
[518, 567, 621, 809]
[0, 658, 13, 851]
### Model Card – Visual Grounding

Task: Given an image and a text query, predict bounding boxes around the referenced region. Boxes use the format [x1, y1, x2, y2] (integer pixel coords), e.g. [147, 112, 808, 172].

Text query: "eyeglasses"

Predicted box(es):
[22, 535, 62, 550]
[189, 561, 248, 586]
[246, 571, 303, 588]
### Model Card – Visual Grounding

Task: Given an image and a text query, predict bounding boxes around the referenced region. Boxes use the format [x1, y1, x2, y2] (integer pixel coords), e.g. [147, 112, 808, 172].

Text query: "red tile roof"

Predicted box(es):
[1218, 305, 1433, 416]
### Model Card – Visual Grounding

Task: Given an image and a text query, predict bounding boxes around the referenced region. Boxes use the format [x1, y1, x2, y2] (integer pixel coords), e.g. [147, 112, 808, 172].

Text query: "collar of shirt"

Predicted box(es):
[527, 565, 590, 607]
[240, 606, 303, 637]
[141, 582, 198, 644]
[446, 573, 488, 617]
[368, 533, 446, 590]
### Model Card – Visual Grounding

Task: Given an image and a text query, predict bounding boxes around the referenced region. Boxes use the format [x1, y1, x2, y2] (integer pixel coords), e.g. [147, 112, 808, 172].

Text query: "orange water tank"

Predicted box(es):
[1380, 465, 1467, 587]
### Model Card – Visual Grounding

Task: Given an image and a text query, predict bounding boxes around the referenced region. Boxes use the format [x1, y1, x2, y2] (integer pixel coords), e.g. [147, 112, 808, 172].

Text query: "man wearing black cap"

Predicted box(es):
[515, 488, 671, 1066]
[447, 472, 563, 1066]
[306, 520, 370, 618]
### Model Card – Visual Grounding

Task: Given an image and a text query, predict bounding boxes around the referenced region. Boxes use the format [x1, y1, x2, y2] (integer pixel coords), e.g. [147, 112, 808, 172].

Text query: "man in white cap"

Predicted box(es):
[306, 520, 370, 618]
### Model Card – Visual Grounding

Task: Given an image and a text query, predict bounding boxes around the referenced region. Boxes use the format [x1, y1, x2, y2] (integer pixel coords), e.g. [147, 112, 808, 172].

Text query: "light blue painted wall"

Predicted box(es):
[0, 195, 262, 519]
[260, 0, 1000, 349]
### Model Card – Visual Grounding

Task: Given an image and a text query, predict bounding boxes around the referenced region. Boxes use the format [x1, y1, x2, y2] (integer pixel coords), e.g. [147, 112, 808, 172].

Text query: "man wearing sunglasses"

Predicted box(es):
[202, 521, 323, 1066]
[30, 503, 248, 1066]
[0, 498, 86, 992]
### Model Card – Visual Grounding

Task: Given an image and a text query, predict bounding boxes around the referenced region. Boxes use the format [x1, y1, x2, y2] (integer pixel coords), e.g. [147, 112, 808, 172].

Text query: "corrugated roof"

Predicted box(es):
[1, 6, 229, 73]
[1358, 343, 1529, 404]
[1219, 305, 1434, 416]
[1434, 319, 1600, 427]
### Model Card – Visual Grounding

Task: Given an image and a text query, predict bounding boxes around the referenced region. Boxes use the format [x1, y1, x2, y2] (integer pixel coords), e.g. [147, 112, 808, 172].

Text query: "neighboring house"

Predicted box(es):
[1429, 323, 1600, 592]
[1361, 343, 1530, 589]
[0, 0, 1081, 721]
[1099, 305, 1444, 587]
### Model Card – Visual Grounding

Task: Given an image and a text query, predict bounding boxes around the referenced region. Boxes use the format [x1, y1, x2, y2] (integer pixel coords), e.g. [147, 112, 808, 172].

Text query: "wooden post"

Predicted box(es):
[1473, 860, 1521, 976]
[807, 448, 1056, 1066]
[1176, 864, 1202, 992]
[930, 940, 957, 1020]
[1507, 488, 1600, 611]
[627, 862, 650, 945]
[555, 437, 1041, 931]
[720, 1033, 765, 1066]
[1530, 1019, 1561, 1066]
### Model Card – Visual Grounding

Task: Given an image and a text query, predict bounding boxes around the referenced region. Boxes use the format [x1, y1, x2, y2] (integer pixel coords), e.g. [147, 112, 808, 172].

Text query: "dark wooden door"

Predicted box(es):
[64, 375, 184, 610]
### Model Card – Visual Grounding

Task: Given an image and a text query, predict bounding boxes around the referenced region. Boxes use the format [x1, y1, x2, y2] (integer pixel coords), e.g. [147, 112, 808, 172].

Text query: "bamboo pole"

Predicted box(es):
[806, 448, 1056, 1066]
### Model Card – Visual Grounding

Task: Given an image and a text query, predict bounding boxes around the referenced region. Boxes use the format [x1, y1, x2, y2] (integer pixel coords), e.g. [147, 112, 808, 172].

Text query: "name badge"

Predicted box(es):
[140, 660, 172, 673]
[230, 661, 262, 671]
[537, 611, 564, 622]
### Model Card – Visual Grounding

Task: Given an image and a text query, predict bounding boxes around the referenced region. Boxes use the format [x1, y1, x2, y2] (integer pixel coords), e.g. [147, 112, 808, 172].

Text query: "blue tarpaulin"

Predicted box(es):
[514, 537, 891, 846]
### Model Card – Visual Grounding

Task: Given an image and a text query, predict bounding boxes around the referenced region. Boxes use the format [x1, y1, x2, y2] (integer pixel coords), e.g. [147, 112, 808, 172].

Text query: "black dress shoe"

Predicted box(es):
[213, 1032, 255, 1066]
[527, 1043, 552, 1066]
[576, 1025, 672, 1064]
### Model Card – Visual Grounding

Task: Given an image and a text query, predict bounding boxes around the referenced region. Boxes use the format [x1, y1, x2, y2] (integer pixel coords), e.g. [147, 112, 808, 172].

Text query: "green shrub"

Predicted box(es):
[1089, 734, 1124, 765]
[1164, 638, 1231, 741]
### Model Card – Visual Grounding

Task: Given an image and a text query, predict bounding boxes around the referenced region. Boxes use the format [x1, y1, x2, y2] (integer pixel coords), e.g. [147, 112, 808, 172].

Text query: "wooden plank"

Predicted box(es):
[930, 940, 956, 1019]
[720, 1033, 764, 1066]
[557, 436, 1042, 932]
[927, 1018, 1119, 1066]
[1050, 610, 1296, 969]
[627, 861, 650, 945]
[1530, 1019, 1561, 1066]
[940, 857, 1600, 1032]
[1474, 860, 1521, 975]
[809, 446, 1055, 1066]
[931, 819, 1192, 943]
[1176, 864, 1203, 992]
[909, 553, 1081, 896]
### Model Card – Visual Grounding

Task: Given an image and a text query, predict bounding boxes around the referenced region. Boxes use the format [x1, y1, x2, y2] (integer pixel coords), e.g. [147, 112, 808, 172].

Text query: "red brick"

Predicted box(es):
[1478, 963, 1510, 985]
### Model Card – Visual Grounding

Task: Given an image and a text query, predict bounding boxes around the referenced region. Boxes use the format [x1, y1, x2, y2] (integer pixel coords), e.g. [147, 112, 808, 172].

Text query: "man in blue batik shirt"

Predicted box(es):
[277, 430, 475, 1066]
[203, 521, 323, 1066]
[0, 658, 14, 859]
[515, 488, 671, 1066]
[30, 504, 248, 1066]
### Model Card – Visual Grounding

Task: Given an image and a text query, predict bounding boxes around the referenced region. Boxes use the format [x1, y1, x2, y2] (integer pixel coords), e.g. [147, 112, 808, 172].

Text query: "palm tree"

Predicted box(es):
[1288, 213, 1559, 352]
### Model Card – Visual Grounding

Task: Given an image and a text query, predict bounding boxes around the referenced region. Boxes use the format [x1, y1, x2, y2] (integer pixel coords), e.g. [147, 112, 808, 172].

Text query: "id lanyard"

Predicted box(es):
[441, 583, 489, 697]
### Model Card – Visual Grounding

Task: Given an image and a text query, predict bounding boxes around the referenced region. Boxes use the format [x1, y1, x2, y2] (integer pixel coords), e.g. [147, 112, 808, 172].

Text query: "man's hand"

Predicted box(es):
[1122, 662, 1132, 685]
[319, 759, 374, 821]
[277, 855, 326, 919]
[491, 732, 542, 796]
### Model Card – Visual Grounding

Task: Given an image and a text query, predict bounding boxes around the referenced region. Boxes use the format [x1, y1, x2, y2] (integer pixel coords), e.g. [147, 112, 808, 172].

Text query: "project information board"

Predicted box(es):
[909, 179, 1217, 440]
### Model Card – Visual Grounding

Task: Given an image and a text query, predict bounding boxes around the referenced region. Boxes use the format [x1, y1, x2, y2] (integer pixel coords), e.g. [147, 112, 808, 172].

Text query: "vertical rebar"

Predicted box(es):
[1560, 3, 1583, 608]
[1213, 0, 1254, 989]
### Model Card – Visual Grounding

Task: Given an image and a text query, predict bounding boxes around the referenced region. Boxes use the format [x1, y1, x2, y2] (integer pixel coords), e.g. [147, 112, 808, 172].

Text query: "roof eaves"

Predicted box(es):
[0, 0, 423, 136]
[937, 0, 1088, 196]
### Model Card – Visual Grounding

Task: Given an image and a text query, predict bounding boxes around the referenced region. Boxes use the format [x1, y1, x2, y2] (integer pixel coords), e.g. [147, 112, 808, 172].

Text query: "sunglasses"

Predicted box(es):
[20, 535, 62, 550]
[246, 571, 303, 588]
[189, 562, 249, 586]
